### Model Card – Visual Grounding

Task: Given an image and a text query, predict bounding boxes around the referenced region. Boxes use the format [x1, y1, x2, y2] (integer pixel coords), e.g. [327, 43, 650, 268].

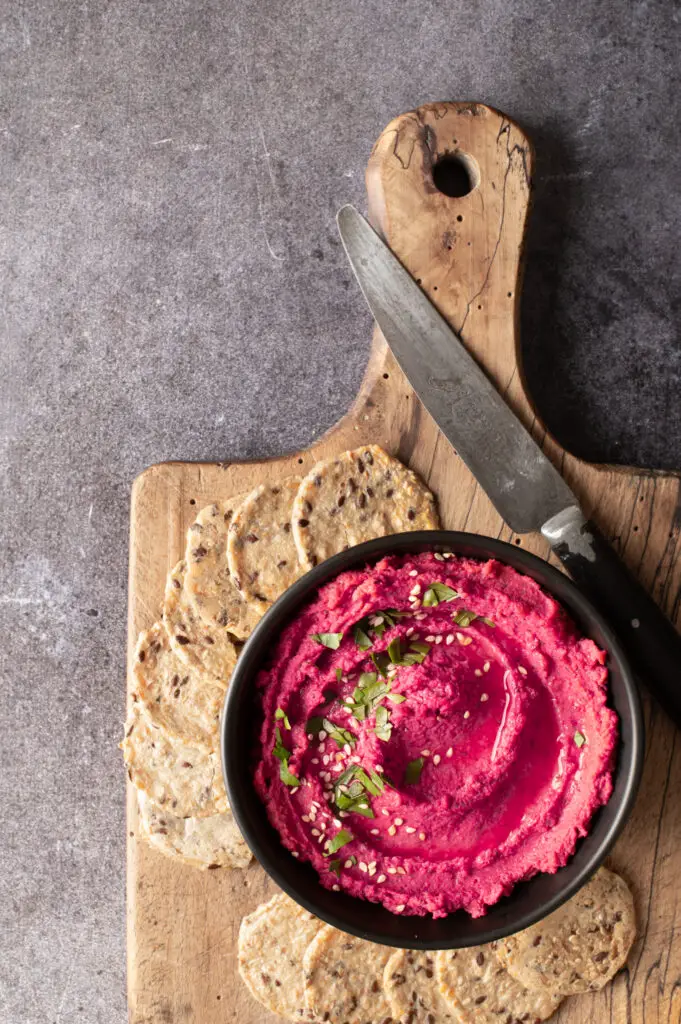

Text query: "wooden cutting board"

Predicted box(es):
[127, 102, 681, 1024]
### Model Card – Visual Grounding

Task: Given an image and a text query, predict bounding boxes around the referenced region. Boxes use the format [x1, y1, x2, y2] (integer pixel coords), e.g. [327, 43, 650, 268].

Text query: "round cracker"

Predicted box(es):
[183, 500, 262, 640]
[292, 445, 440, 570]
[132, 622, 226, 745]
[162, 560, 239, 683]
[238, 892, 322, 1019]
[121, 706, 227, 818]
[384, 949, 457, 1024]
[303, 923, 394, 1024]
[137, 791, 251, 870]
[436, 944, 562, 1024]
[497, 867, 636, 996]
[227, 476, 303, 613]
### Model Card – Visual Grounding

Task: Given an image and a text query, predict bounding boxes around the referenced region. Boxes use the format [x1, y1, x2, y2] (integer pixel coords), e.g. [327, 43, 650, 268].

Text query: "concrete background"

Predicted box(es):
[1, 1, 679, 1021]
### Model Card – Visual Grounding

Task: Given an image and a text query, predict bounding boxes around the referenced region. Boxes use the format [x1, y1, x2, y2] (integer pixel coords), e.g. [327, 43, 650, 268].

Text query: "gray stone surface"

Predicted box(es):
[0, 1, 679, 1021]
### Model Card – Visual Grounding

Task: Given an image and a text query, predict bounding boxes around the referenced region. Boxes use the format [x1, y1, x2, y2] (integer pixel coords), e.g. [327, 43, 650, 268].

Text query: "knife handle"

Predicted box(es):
[542, 507, 681, 726]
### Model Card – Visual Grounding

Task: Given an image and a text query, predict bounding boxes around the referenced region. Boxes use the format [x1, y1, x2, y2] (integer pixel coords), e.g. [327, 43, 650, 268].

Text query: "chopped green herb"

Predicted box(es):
[452, 608, 478, 628]
[480, 617, 496, 628]
[326, 829, 354, 854]
[401, 640, 431, 665]
[322, 717, 356, 749]
[346, 855, 357, 867]
[328, 858, 342, 875]
[387, 637, 402, 663]
[387, 692, 406, 703]
[272, 727, 300, 786]
[311, 632, 343, 649]
[574, 730, 586, 748]
[335, 667, 343, 683]
[371, 651, 391, 678]
[353, 624, 373, 651]
[405, 757, 425, 784]
[374, 704, 393, 742]
[422, 582, 458, 607]
[275, 707, 291, 730]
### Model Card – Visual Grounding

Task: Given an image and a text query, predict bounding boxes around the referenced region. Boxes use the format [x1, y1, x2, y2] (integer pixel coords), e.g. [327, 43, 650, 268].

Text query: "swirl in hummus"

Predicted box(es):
[254, 552, 617, 918]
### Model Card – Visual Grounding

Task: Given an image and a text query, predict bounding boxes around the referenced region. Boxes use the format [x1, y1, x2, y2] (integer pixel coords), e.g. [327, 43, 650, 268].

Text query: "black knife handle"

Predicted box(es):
[542, 506, 681, 727]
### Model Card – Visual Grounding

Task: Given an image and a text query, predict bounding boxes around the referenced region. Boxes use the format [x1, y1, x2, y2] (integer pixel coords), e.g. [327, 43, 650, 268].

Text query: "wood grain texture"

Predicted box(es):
[127, 103, 681, 1024]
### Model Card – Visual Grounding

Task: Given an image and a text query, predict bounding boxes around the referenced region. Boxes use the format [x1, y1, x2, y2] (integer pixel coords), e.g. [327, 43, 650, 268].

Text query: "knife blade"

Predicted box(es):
[337, 203, 681, 726]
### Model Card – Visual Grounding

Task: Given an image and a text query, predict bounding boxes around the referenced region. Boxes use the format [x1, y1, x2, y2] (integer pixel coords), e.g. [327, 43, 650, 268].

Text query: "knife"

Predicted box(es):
[337, 203, 681, 727]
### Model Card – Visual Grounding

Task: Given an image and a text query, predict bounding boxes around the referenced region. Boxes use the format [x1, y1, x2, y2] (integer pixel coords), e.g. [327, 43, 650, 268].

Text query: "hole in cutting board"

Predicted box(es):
[432, 152, 478, 198]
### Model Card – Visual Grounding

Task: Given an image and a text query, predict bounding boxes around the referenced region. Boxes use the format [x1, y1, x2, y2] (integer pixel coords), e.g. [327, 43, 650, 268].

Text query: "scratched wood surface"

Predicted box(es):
[127, 103, 681, 1024]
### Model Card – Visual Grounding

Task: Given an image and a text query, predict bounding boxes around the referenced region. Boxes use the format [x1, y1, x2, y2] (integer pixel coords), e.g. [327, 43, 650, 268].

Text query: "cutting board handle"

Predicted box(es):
[366, 101, 534, 429]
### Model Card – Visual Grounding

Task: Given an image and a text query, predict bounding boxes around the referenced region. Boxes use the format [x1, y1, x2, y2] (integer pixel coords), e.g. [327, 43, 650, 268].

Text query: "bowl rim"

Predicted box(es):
[222, 530, 644, 948]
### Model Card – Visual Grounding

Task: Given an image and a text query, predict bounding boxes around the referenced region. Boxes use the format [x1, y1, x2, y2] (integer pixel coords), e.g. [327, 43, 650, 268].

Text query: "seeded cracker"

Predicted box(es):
[121, 706, 227, 818]
[137, 791, 251, 870]
[183, 499, 262, 640]
[498, 867, 636, 996]
[238, 893, 323, 1019]
[384, 949, 457, 1024]
[303, 924, 394, 1024]
[132, 622, 226, 745]
[436, 944, 562, 1024]
[162, 560, 239, 684]
[292, 445, 440, 570]
[227, 476, 304, 613]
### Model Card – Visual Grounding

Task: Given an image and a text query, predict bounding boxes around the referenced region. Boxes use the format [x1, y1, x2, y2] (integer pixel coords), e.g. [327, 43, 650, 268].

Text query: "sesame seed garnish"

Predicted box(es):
[434, 552, 444, 561]
[292, 851, 299, 857]
[518, 665, 527, 675]
[339, 811, 348, 817]
[418, 833, 426, 841]
[307, 733, 314, 741]
[302, 815, 310, 823]
[443, 551, 453, 558]
[408, 569, 419, 577]
[368, 865, 376, 877]
[446, 747, 453, 757]
[318, 742, 326, 753]
[290, 787, 299, 794]
[370, 828, 379, 835]
[435, 635, 443, 644]
[457, 632, 473, 646]
[344, 859, 353, 868]
[318, 730, 327, 741]
[396, 904, 406, 912]
[464, 710, 470, 719]
[415, 612, 426, 620]
[320, 822, 327, 830]
[425, 635, 435, 643]
[333, 764, 343, 773]
[351, 755, 360, 764]
[394, 817, 404, 826]
[311, 758, 319, 765]
[322, 755, 330, 765]
[333, 818, 341, 827]
[311, 828, 320, 836]
[388, 825, 397, 836]
[382, 808, 390, 816]
[397, 866, 406, 874]
[388, 867, 397, 874]
[446, 634, 454, 645]
[405, 826, 416, 834]
[483, 661, 490, 672]
[377, 874, 387, 883]
[411, 599, 422, 609]
[332, 884, 340, 891]
[420, 749, 431, 757]
[359, 861, 368, 873]
[474, 669, 482, 677]
[317, 835, 325, 844]
[410, 584, 421, 596]
[433, 754, 441, 765]
[480, 693, 489, 702]
[406, 626, 415, 637]
[343, 744, 352, 755]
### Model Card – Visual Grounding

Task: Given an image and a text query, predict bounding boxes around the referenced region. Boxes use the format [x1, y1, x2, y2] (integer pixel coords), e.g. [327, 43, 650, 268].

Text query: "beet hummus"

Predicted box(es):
[254, 552, 618, 918]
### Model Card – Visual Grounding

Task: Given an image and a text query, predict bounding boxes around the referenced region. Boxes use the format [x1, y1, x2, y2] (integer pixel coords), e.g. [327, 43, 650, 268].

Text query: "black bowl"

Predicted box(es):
[222, 531, 643, 949]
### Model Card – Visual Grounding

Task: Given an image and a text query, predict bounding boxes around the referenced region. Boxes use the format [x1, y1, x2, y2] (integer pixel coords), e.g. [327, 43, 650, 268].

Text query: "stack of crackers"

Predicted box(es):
[239, 867, 636, 1023]
[121, 445, 440, 870]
